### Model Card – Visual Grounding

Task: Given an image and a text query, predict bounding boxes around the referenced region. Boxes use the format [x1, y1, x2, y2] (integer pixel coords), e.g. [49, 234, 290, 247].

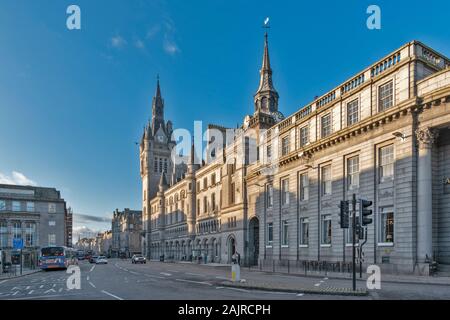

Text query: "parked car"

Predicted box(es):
[96, 256, 108, 264]
[131, 254, 146, 264]
[89, 256, 98, 264]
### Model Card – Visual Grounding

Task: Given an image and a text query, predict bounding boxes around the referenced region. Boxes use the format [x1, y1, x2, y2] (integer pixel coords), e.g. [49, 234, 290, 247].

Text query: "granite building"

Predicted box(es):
[111, 208, 142, 258]
[0, 184, 68, 267]
[140, 34, 450, 274]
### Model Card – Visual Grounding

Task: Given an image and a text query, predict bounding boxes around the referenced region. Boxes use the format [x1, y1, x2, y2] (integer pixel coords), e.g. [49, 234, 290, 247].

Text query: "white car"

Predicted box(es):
[96, 256, 108, 264]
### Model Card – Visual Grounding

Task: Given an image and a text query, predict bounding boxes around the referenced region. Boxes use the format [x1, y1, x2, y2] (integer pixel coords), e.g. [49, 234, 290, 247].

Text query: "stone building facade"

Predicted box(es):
[0, 184, 68, 267]
[111, 208, 142, 258]
[140, 34, 450, 274]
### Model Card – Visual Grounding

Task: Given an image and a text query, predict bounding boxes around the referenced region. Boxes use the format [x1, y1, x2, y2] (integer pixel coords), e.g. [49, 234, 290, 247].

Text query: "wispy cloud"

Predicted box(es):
[134, 39, 145, 49]
[111, 35, 127, 48]
[162, 17, 180, 56]
[146, 25, 161, 39]
[73, 213, 111, 224]
[0, 171, 37, 186]
[163, 38, 179, 55]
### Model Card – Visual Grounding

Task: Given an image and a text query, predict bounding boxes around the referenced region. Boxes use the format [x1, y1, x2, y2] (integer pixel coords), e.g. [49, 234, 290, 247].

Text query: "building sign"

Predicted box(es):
[13, 238, 24, 250]
[444, 178, 450, 185]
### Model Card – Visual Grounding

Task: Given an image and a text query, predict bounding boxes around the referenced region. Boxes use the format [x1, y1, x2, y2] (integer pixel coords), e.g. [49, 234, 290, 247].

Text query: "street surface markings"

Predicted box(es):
[167, 270, 180, 273]
[39, 285, 44, 289]
[324, 277, 328, 280]
[90, 265, 96, 272]
[101, 290, 124, 300]
[12, 291, 19, 296]
[0, 280, 8, 285]
[297, 293, 304, 297]
[185, 272, 203, 276]
[215, 276, 228, 280]
[144, 274, 165, 279]
[314, 283, 321, 287]
[175, 279, 212, 286]
[28, 290, 34, 295]
[86, 276, 90, 281]
[160, 272, 172, 276]
[129, 271, 140, 275]
[89, 282, 96, 288]
[59, 288, 63, 292]
[220, 287, 249, 293]
[215, 287, 224, 289]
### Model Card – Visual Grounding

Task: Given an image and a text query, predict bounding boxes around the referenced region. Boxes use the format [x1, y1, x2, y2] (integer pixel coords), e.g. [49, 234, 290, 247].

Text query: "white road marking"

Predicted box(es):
[175, 279, 212, 286]
[44, 289, 56, 294]
[26, 286, 30, 290]
[320, 280, 324, 283]
[185, 272, 203, 276]
[59, 288, 63, 293]
[7, 294, 66, 300]
[160, 272, 172, 276]
[90, 265, 96, 272]
[314, 283, 321, 287]
[12, 291, 19, 296]
[28, 290, 34, 295]
[215, 276, 228, 280]
[144, 274, 165, 279]
[86, 276, 90, 281]
[221, 287, 249, 293]
[167, 270, 179, 273]
[39, 285, 44, 289]
[101, 290, 124, 300]
[0, 280, 8, 285]
[129, 271, 140, 275]
[324, 277, 328, 280]
[12, 287, 20, 291]
[297, 293, 304, 297]
[88, 282, 96, 288]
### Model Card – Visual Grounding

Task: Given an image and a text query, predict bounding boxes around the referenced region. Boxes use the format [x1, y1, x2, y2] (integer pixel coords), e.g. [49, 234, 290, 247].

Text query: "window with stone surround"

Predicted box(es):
[266, 184, 273, 208]
[321, 113, 332, 138]
[12, 221, 22, 240]
[299, 173, 309, 201]
[0, 200, 5, 211]
[347, 156, 360, 190]
[379, 206, 394, 244]
[267, 144, 272, 159]
[0, 221, 7, 247]
[12, 201, 21, 212]
[321, 165, 332, 196]
[267, 222, 273, 246]
[48, 234, 56, 246]
[299, 218, 309, 246]
[25, 222, 36, 247]
[281, 135, 290, 156]
[299, 126, 309, 147]
[321, 214, 332, 245]
[379, 145, 394, 182]
[378, 80, 394, 111]
[281, 220, 289, 246]
[281, 178, 290, 206]
[347, 99, 359, 126]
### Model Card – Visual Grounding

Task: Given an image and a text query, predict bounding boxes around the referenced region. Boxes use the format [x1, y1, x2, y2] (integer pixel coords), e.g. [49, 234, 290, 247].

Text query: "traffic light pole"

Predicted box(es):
[352, 193, 356, 292]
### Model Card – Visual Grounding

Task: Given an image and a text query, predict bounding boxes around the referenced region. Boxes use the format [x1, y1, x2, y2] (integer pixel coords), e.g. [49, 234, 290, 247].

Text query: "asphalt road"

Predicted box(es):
[1, 259, 449, 300]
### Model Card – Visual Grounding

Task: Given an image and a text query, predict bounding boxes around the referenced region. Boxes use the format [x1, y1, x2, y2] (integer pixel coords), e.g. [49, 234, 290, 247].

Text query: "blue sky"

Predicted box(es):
[0, 0, 449, 236]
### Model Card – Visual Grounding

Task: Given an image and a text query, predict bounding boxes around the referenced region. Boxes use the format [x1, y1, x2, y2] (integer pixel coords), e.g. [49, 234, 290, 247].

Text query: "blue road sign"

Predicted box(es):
[13, 238, 24, 250]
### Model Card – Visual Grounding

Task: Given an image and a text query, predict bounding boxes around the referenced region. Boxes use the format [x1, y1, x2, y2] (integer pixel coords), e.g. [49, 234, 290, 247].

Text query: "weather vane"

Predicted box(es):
[263, 17, 270, 30]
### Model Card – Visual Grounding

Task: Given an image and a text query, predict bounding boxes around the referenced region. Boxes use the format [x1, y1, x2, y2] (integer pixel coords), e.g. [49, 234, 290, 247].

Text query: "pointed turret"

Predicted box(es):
[151, 75, 166, 137]
[254, 32, 279, 114]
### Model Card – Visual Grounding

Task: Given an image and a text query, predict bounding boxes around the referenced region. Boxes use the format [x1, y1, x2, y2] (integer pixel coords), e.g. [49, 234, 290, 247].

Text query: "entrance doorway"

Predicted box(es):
[248, 217, 260, 266]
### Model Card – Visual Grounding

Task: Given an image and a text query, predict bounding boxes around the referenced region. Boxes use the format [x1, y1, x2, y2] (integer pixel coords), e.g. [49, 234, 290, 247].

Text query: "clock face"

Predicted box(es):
[157, 135, 164, 143]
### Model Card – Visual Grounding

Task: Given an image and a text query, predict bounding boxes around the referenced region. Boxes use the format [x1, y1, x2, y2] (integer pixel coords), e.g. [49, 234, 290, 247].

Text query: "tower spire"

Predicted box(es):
[151, 75, 165, 136]
[254, 30, 278, 113]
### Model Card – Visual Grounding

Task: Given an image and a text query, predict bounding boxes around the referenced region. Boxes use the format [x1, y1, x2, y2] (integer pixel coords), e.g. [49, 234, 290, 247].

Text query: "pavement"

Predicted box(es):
[0, 259, 450, 300]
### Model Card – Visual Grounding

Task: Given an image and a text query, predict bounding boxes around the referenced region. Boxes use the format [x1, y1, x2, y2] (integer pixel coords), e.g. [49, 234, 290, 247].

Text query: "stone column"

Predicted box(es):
[416, 127, 439, 263]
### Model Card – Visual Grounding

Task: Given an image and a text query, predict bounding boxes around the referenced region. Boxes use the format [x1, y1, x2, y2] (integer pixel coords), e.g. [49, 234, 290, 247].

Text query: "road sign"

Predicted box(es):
[13, 238, 24, 250]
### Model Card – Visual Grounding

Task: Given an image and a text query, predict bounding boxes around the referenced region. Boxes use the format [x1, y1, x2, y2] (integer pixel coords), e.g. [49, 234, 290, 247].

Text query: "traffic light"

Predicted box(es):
[359, 199, 373, 226]
[338, 200, 350, 228]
